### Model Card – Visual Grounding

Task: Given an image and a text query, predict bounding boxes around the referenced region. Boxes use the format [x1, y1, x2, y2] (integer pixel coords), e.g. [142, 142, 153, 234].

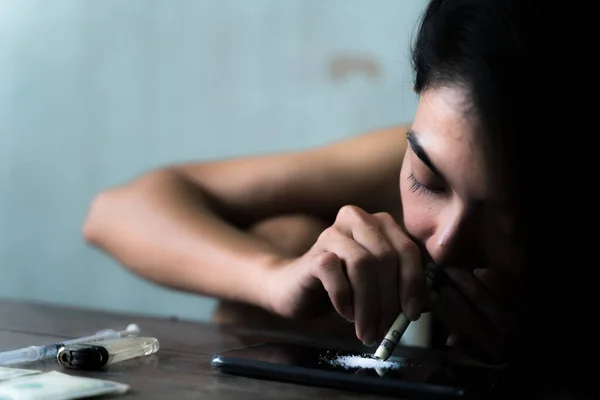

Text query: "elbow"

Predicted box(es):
[82, 189, 117, 247]
[81, 168, 182, 247]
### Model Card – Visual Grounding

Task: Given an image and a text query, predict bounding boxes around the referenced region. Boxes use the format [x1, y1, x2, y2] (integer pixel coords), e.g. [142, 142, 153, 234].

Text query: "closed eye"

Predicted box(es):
[407, 172, 446, 196]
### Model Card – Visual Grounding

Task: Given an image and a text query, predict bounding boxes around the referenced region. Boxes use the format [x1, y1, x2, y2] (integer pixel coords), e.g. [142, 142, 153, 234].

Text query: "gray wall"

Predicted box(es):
[0, 1, 425, 326]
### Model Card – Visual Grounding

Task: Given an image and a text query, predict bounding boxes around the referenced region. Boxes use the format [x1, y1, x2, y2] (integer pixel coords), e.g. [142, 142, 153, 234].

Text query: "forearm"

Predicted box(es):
[82, 169, 284, 309]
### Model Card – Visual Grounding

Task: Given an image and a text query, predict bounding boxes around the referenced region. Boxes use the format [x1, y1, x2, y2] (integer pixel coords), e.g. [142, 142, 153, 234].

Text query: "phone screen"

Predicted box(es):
[211, 342, 509, 399]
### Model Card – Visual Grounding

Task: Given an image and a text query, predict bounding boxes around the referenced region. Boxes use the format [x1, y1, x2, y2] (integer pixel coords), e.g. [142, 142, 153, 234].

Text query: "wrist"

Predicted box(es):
[243, 252, 290, 314]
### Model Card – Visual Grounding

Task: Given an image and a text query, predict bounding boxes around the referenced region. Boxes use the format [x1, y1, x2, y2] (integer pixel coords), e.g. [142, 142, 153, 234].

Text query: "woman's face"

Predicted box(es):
[400, 85, 518, 272]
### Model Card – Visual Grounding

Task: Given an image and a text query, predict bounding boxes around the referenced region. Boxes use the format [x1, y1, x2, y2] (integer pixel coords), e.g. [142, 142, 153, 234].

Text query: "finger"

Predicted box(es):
[341, 210, 399, 339]
[445, 267, 513, 334]
[432, 286, 505, 361]
[374, 212, 425, 322]
[319, 227, 380, 345]
[310, 251, 354, 322]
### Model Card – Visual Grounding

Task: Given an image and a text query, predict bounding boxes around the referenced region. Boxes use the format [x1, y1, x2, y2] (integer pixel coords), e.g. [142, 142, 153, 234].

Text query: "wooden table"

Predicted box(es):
[0, 299, 592, 399]
[0, 298, 407, 399]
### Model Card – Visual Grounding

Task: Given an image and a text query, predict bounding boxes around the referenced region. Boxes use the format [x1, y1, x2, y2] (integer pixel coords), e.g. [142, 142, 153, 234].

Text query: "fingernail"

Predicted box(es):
[362, 340, 376, 347]
[345, 306, 355, 323]
[405, 297, 421, 321]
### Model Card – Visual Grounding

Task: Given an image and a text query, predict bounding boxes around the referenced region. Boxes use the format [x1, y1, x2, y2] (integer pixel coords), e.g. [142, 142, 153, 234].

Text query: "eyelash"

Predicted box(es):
[407, 172, 444, 197]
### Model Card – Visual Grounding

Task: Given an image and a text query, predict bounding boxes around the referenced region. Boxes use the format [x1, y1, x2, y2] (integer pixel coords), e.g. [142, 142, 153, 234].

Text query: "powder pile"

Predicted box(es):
[325, 354, 403, 370]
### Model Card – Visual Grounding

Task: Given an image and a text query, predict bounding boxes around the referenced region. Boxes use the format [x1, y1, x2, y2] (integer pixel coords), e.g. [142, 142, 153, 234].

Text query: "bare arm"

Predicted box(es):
[82, 124, 410, 310]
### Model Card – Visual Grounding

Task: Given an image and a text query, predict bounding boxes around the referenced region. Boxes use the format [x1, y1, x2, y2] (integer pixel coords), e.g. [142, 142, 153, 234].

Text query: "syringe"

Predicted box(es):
[0, 323, 140, 365]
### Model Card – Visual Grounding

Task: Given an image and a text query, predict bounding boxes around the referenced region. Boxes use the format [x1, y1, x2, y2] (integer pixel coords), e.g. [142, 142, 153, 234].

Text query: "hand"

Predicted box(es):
[264, 205, 428, 346]
[431, 266, 522, 364]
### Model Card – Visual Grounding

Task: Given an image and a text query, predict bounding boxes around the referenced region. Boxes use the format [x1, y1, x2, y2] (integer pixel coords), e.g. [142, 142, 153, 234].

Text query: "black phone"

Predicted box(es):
[211, 342, 510, 399]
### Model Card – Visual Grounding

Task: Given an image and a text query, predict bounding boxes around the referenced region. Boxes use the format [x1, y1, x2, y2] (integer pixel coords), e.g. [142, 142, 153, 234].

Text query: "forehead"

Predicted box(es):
[411, 86, 488, 200]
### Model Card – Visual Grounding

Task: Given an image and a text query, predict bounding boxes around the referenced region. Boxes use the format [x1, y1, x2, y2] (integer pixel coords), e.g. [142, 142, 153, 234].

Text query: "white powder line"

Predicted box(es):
[320, 352, 405, 370]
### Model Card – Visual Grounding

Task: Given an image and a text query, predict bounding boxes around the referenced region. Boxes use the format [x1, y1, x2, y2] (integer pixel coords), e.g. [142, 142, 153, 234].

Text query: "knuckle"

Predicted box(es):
[347, 248, 373, 270]
[337, 204, 360, 219]
[313, 251, 340, 272]
[378, 243, 396, 260]
[337, 204, 370, 225]
[373, 211, 395, 224]
[316, 226, 339, 243]
[372, 245, 395, 266]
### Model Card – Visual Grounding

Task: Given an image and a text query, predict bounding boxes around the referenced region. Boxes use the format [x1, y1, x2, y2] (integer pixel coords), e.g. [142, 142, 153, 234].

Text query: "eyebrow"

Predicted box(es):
[406, 129, 442, 176]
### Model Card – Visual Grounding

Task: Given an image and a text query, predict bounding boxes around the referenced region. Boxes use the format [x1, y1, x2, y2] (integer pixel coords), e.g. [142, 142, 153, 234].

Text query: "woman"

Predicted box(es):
[82, 0, 586, 381]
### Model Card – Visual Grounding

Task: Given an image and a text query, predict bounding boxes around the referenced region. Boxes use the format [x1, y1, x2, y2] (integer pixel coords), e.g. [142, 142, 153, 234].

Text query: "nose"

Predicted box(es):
[425, 202, 472, 267]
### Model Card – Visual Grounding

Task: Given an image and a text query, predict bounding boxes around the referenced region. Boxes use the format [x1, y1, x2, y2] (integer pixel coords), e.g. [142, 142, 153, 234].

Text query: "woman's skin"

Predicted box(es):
[83, 85, 520, 362]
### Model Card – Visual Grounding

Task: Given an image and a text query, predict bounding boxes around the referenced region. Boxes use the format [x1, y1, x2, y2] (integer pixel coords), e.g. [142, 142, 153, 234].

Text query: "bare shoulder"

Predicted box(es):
[172, 124, 410, 224]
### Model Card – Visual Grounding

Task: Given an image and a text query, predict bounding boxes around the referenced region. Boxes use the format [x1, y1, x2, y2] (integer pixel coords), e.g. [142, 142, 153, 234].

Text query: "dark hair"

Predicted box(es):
[410, 0, 594, 389]
[411, 0, 535, 204]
